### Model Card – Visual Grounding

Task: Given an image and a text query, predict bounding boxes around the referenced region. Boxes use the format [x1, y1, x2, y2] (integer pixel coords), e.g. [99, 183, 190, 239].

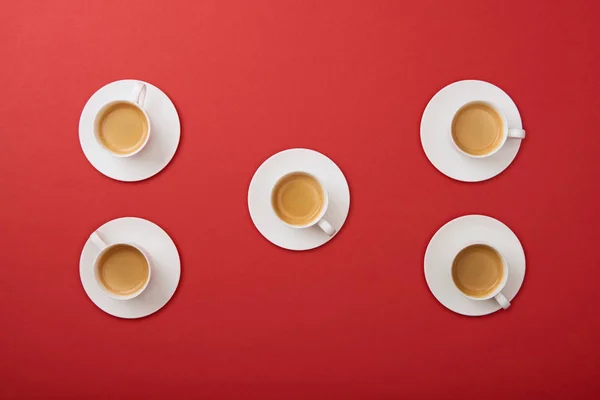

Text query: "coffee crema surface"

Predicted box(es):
[97, 244, 149, 296]
[451, 102, 504, 156]
[271, 172, 325, 226]
[97, 102, 148, 155]
[452, 244, 504, 298]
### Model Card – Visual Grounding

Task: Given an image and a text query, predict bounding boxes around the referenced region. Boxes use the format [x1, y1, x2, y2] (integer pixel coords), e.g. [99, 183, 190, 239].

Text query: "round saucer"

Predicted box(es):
[420, 80, 524, 182]
[80, 217, 181, 319]
[79, 79, 181, 182]
[248, 148, 350, 251]
[424, 215, 526, 316]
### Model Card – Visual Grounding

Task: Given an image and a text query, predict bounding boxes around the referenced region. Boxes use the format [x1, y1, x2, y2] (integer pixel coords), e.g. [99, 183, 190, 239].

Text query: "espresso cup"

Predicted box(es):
[89, 232, 152, 301]
[450, 242, 510, 309]
[93, 83, 151, 157]
[270, 171, 336, 236]
[450, 100, 525, 158]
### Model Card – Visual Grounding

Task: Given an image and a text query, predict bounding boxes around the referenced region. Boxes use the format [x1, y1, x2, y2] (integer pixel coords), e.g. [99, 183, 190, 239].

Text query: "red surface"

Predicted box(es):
[1, 0, 599, 398]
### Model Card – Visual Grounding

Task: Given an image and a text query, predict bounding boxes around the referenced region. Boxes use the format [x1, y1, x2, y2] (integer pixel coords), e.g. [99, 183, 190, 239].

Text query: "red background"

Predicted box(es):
[1, 0, 599, 398]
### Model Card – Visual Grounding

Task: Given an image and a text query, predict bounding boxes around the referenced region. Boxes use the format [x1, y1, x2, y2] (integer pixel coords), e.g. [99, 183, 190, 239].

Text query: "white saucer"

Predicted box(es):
[424, 215, 526, 316]
[248, 148, 350, 251]
[79, 79, 181, 182]
[420, 80, 524, 182]
[80, 217, 181, 319]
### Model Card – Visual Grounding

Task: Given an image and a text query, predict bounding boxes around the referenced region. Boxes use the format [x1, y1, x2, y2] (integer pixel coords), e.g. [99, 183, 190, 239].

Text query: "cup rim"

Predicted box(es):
[93, 242, 152, 301]
[93, 99, 151, 158]
[270, 170, 329, 229]
[450, 100, 508, 159]
[450, 242, 509, 301]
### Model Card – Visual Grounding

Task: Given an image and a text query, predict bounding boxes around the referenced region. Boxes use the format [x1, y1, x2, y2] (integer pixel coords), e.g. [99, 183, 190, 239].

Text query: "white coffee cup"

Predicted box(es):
[270, 171, 336, 236]
[93, 82, 151, 157]
[450, 100, 525, 159]
[451, 242, 511, 309]
[89, 232, 152, 301]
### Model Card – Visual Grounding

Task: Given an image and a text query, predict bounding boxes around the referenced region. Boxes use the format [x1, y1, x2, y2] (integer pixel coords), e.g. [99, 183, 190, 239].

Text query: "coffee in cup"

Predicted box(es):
[93, 83, 151, 157]
[96, 244, 149, 297]
[451, 243, 510, 309]
[450, 101, 525, 158]
[96, 102, 149, 155]
[90, 232, 152, 300]
[271, 171, 336, 236]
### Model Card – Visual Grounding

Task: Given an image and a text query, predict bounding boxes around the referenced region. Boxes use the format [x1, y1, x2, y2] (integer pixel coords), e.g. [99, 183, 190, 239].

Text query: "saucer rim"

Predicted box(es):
[420, 79, 523, 182]
[247, 148, 351, 251]
[78, 79, 181, 182]
[424, 214, 526, 317]
[79, 217, 181, 319]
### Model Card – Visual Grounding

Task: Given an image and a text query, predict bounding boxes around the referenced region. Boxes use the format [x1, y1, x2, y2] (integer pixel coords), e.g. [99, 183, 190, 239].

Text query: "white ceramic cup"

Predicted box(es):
[270, 171, 336, 236]
[89, 231, 152, 301]
[93, 82, 151, 157]
[451, 242, 511, 309]
[450, 100, 525, 158]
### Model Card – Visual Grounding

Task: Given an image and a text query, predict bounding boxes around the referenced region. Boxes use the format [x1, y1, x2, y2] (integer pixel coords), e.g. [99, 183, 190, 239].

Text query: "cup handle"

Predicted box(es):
[508, 128, 525, 139]
[130, 82, 147, 107]
[494, 292, 511, 310]
[317, 218, 336, 236]
[89, 231, 108, 249]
